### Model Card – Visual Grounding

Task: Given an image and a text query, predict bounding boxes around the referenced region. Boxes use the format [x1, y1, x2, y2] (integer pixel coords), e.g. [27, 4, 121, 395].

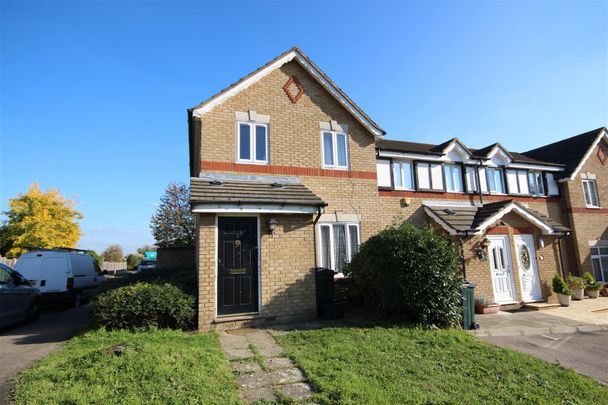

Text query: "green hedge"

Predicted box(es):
[93, 283, 195, 331]
[345, 220, 462, 328]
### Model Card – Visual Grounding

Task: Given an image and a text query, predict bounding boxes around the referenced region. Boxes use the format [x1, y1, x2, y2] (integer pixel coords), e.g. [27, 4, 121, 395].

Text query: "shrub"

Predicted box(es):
[475, 295, 493, 306]
[567, 275, 585, 290]
[93, 283, 195, 331]
[583, 271, 604, 291]
[552, 273, 572, 295]
[345, 220, 462, 328]
[126, 254, 141, 270]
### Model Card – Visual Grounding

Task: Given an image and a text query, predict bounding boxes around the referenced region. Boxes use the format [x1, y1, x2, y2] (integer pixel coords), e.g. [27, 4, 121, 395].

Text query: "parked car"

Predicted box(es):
[0, 263, 40, 328]
[15, 249, 106, 307]
[137, 260, 157, 272]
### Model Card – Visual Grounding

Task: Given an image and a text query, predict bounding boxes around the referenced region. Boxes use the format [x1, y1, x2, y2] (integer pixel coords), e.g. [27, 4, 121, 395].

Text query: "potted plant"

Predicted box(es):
[552, 273, 572, 306]
[567, 275, 586, 300]
[583, 271, 604, 299]
[474, 295, 500, 314]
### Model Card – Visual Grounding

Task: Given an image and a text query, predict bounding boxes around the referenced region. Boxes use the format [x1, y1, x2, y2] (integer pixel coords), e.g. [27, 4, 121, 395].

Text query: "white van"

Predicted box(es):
[15, 249, 106, 306]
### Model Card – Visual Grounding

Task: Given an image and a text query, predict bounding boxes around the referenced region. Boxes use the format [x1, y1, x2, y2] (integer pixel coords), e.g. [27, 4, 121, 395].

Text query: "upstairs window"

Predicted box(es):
[506, 169, 529, 195]
[528, 171, 545, 196]
[393, 161, 414, 190]
[416, 162, 443, 191]
[487, 167, 505, 194]
[591, 246, 608, 282]
[464, 166, 478, 193]
[583, 179, 600, 208]
[444, 164, 464, 192]
[322, 131, 348, 169]
[237, 122, 268, 164]
[319, 223, 359, 273]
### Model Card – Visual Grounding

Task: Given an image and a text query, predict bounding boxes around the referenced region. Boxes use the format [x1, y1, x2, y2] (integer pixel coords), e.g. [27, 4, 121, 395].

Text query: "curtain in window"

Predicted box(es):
[321, 226, 331, 269]
[333, 225, 347, 273]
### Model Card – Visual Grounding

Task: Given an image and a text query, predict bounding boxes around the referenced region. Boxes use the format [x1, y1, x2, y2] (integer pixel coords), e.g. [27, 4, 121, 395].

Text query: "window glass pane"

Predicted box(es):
[494, 169, 504, 193]
[336, 134, 347, 167]
[416, 163, 431, 189]
[239, 124, 251, 160]
[537, 173, 545, 195]
[393, 163, 403, 188]
[348, 225, 359, 257]
[255, 125, 267, 161]
[592, 257, 603, 282]
[430, 164, 443, 190]
[465, 167, 478, 192]
[601, 256, 608, 283]
[445, 166, 455, 191]
[453, 166, 463, 191]
[323, 132, 334, 166]
[488, 169, 496, 192]
[583, 182, 591, 205]
[403, 162, 413, 189]
[591, 181, 600, 206]
[528, 173, 537, 195]
[599, 247, 608, 255]
[333, 225, 347, 273]
[321, 226, 331, 269]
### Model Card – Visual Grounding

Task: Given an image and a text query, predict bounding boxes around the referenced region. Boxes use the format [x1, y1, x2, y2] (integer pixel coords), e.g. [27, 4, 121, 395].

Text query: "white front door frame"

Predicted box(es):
[513, 234, 543, 302]
[487, 235, 518, 304]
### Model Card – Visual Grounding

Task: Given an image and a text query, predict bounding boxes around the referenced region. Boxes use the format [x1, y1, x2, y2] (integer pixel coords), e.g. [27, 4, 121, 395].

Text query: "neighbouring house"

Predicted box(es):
[524, 128, 608, 282]
[187, 47, 606, 330]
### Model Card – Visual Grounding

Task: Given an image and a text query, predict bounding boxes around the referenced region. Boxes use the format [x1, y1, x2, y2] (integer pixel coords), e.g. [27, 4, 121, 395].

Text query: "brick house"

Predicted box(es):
[524, 128, 608, 282]
[187, 47, 603, 330]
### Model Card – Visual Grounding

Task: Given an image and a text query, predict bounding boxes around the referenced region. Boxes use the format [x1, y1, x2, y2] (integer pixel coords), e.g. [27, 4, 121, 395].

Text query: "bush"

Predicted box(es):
[583, 271, 604, 291]
[93, 283, 195, 331]
[345, 220, 462, 328]
[552, 273, 572, 295]
[567, 275, 585, 290]
[126, 254, 141, 270]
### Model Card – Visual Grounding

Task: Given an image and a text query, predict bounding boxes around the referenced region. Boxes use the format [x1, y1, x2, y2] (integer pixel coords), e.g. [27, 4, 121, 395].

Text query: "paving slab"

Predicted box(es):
[266, 357, 295, 370]
[279, 382, 314, 400]
[231, 362, 262, 374]
[223, 348, 254, 360]
[237, 370, 272, 389]
[270, 367, 305, 384]
[239, 386, 277, 403]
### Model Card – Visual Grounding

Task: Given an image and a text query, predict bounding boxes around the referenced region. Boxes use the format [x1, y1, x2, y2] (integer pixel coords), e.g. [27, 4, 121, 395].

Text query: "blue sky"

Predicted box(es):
[1, 0, 607, 254]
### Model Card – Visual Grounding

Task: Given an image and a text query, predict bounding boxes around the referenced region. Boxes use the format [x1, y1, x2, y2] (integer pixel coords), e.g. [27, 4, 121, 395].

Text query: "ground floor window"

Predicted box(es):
[591, 246, 608, 282]
[319, 223, 360, 273]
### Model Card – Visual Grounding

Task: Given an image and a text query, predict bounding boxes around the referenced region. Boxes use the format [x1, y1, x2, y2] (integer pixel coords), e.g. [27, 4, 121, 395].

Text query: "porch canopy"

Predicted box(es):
[190, 173, 326, 214]
[424, 200, 569, 236]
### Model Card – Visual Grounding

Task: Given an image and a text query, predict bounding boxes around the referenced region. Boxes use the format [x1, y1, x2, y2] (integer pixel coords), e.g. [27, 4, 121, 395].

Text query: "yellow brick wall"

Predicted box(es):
[562, 140, 608, 276]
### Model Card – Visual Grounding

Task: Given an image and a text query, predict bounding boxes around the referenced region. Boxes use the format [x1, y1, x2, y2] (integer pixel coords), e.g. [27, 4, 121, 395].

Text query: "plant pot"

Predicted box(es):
[586, 289, 600, 299]
[475, 302, 500, 314]
[572, 288, 584, 300]
[557, 293, 571, 307]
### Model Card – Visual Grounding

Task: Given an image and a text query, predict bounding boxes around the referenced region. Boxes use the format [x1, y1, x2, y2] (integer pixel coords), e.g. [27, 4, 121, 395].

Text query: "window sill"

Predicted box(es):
[322, 166, 350, 171]
[584, 206, 602, 209]
[236, 161, 269, 166]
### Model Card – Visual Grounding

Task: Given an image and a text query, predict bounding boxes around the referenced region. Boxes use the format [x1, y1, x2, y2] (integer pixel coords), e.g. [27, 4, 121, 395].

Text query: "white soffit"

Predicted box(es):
[191, 49, 384, 138]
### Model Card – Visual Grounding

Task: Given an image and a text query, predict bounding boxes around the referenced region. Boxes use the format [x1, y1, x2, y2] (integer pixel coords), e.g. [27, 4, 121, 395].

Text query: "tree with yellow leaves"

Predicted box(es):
[0, 183, 83, 258]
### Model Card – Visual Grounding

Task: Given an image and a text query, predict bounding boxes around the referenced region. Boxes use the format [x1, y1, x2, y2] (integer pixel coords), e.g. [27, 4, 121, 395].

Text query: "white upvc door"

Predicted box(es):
[488, 235, 517, 304]
[514, 234, 543, 302]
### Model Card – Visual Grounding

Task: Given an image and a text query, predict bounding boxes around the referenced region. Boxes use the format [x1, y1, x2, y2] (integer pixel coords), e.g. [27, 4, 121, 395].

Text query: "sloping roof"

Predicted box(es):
[377, 138, 563, 166]
[189, 47, 385, 138]
[523, 127, 607, 179]
[190, 177, 325, 207]
[424, 200, 569, 236]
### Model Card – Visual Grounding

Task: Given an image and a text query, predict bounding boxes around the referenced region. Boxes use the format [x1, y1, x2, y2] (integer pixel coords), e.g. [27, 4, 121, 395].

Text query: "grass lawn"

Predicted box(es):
[13, 328, 240, 405]
[277, 327, 608, 404]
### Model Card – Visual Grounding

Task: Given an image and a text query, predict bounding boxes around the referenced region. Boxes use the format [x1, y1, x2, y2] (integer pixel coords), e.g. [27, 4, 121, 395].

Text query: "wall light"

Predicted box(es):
[268, 218, 278, 235]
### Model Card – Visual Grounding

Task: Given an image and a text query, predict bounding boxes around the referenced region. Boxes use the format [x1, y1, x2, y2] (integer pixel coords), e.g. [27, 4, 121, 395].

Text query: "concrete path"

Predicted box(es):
[473, 297, 608, 337]
[218, 328, 314, 403]
[482, 331, 608, 385]
[0, 305, 92, 403]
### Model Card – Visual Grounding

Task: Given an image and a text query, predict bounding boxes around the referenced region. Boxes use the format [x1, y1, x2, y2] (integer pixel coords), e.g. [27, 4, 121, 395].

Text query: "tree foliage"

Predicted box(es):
[86, 250, 103, 265]
[345, 220, 462, 328]
[150, 183, 195, 248]
[102, 244, 124, 262]
[0, 183, 83, 258]
[126, 254, 141, 269]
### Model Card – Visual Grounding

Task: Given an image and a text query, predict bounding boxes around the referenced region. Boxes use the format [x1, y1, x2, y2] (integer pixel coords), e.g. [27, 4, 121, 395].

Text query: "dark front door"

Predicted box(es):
[217, 217, 258, 315]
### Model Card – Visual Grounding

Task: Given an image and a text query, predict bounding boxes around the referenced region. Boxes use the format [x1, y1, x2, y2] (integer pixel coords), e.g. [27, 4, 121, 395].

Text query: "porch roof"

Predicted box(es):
[424, 200, 570, 236]
[190, 175, 326, 213]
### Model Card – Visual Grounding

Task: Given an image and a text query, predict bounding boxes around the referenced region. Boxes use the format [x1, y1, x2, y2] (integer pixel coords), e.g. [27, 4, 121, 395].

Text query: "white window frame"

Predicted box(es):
[415, 162, 443, 191]
[318, 222, 360, 273]
[393, 161, 414, 190]
[582, 179, 600, 208]
[444, 164, 464, 193]
[236, 121, 269, 165]
[528, 171, 545, 197]
[487, 167, 506, 194]
[321, 131, 349, 170]
[465, 166, 478, 193]
[591, 246, 608, 282]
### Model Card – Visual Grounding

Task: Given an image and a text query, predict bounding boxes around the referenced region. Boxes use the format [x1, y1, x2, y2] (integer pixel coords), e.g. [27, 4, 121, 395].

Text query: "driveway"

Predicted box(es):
[482, 331, 608, 385]
[0, 305, 93, 402]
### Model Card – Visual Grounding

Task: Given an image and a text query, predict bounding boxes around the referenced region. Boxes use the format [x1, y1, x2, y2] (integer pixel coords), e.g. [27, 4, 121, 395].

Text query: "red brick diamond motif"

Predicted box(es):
[598, 145, 606, 165]
[283, 76, 304, 104]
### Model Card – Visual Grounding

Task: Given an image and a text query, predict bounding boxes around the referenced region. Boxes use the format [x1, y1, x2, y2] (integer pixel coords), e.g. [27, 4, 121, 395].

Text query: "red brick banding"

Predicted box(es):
[201, 161, 377, 180]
